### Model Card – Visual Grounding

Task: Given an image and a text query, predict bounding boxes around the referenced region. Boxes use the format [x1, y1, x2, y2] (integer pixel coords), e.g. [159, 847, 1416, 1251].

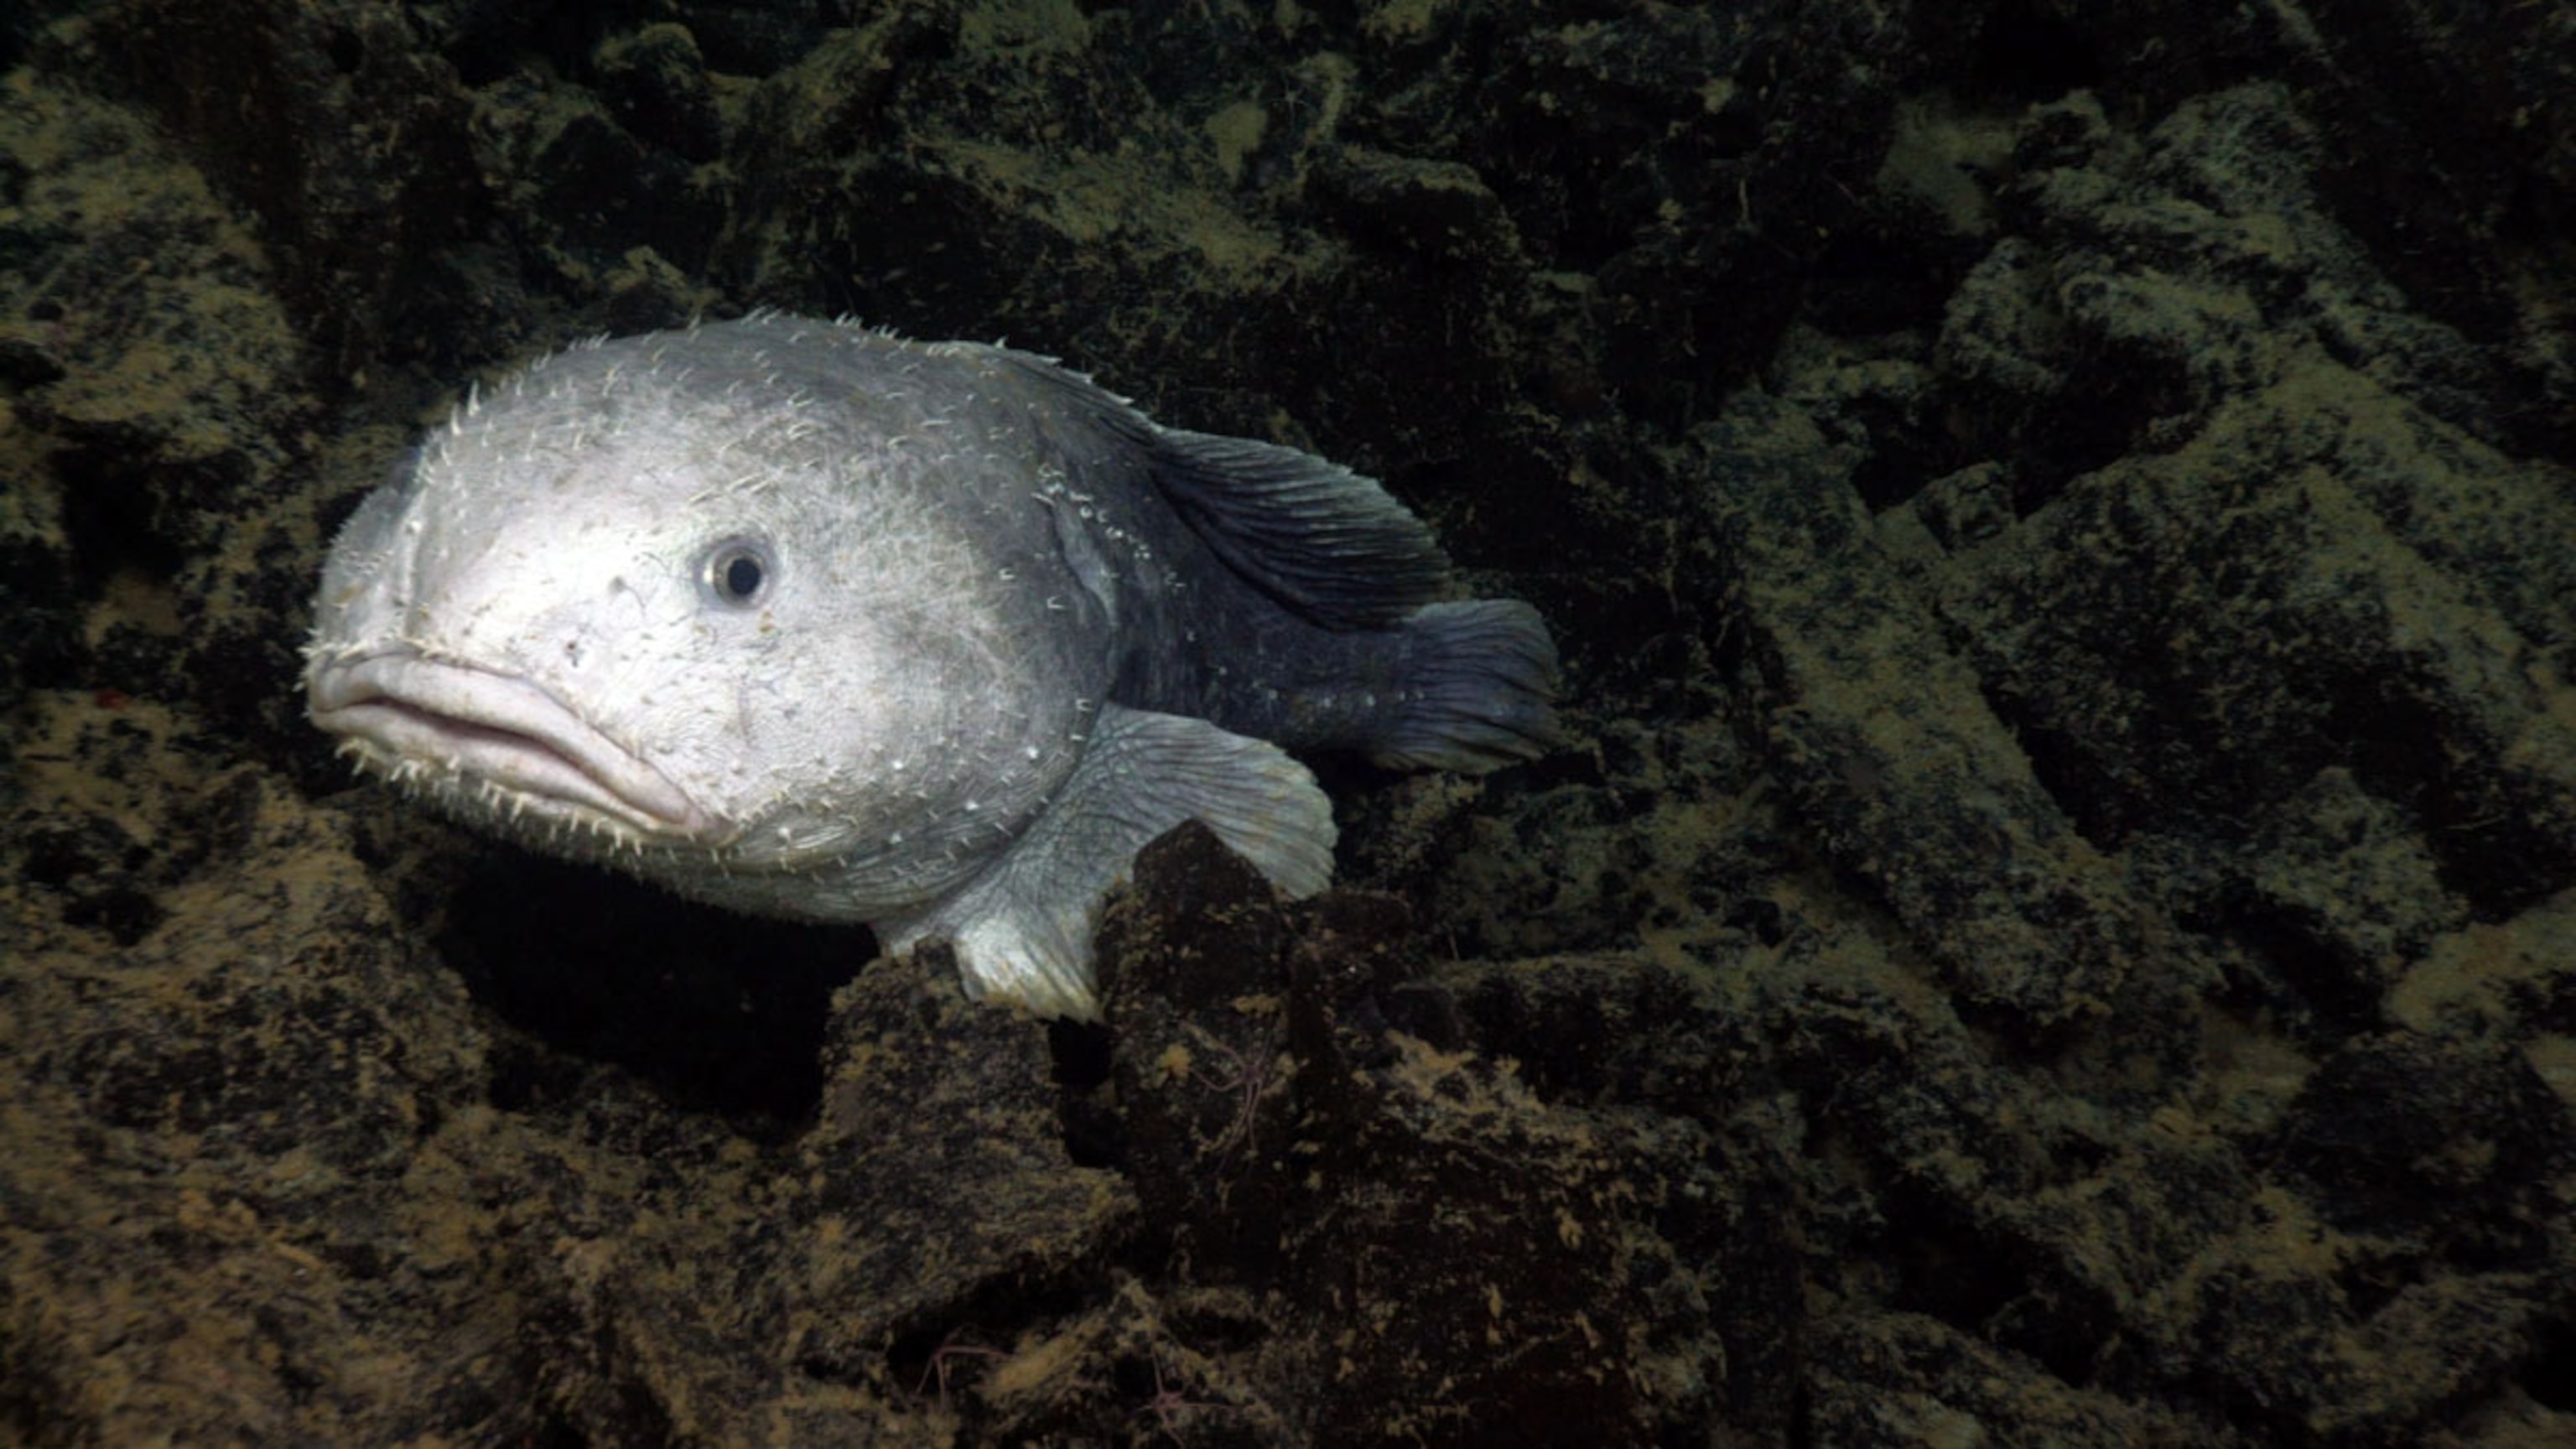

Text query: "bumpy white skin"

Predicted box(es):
[309, 331, 1104, 931]
[307, 319, 1343, 1018]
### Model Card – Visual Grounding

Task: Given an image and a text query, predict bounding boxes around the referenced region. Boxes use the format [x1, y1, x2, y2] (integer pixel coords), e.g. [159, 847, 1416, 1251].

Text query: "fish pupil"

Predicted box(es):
[701, 536, 772, 606]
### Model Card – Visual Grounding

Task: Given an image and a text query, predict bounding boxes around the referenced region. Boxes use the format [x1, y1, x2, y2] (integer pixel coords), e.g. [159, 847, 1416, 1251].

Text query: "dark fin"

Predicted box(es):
[1370, 600, 1564, 771]
[983, 347, 1452, 630]
[1143, 430, 1453, 630]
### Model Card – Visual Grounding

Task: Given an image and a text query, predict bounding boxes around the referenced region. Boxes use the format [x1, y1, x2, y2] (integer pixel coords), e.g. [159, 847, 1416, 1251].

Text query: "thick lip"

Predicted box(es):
[307, 647, 720, 843]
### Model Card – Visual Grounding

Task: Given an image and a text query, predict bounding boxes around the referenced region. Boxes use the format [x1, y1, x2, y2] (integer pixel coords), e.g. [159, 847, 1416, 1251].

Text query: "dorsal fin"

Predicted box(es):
[989, 349, 1452, 631]
[1142, 428, 1452, 629]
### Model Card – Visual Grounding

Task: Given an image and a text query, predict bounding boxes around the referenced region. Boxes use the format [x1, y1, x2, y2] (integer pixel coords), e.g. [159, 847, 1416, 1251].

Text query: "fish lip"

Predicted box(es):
[307, 646, 724, 844]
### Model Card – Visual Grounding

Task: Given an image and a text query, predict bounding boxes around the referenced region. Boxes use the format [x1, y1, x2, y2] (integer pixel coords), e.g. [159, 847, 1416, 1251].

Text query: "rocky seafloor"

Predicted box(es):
[3, 0, 2573, 1444]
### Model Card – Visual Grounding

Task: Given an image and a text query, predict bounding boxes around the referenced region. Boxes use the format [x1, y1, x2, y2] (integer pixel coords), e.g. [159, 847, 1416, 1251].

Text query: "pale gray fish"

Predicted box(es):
[304, 313, 1559, 1019]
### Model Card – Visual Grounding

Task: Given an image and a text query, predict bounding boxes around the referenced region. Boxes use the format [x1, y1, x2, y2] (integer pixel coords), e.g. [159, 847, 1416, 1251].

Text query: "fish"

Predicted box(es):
[304, 313, 1559, 1019]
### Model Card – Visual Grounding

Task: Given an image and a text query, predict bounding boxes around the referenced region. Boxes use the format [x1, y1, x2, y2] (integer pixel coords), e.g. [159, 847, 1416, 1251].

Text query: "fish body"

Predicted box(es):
[305, 314, 1557, 1017]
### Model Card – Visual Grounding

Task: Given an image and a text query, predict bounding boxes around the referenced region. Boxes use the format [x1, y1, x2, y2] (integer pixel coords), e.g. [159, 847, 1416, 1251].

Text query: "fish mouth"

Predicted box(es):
[306, 647, 723, 845]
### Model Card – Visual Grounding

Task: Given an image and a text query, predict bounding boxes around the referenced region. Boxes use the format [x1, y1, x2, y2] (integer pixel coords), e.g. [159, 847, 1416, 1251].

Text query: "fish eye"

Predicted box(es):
[700, 535, 775, 608]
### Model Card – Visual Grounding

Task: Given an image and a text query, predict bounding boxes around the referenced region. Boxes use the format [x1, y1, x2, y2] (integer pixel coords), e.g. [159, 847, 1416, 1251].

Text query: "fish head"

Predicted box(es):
[303, 340, 1058, 906]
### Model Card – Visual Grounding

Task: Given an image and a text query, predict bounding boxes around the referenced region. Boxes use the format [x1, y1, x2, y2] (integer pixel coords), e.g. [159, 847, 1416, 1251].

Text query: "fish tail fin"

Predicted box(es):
[1368, 600, 1562, 771]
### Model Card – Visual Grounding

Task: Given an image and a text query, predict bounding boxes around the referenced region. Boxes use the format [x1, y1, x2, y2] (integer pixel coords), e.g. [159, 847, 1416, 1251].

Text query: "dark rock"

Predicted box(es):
[1094, 822, 1706, 1442]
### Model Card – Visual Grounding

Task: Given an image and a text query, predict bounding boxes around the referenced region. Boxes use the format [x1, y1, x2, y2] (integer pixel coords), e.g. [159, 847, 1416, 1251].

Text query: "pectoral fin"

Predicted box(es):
[874, 704, 1336, 1019]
